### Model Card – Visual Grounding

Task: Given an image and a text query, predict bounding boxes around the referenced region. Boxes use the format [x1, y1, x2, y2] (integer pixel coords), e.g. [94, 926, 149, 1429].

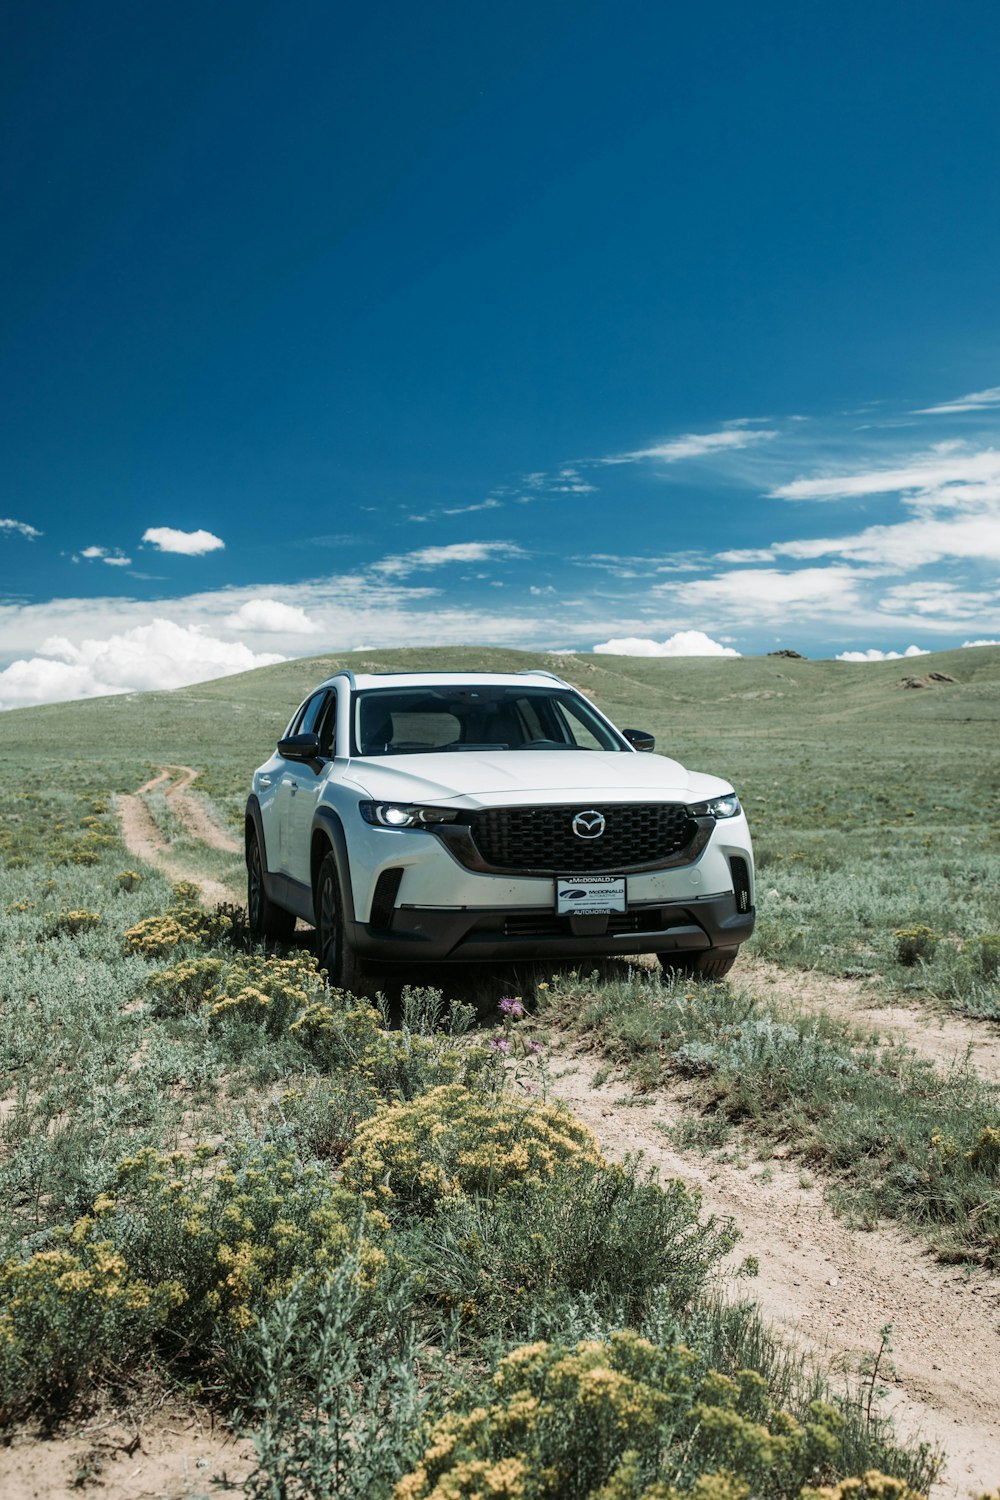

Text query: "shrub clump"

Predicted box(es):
[342, 1084, 603, 1214]
[892, 926, 938, 967]
[148, 949, 323, 1033]
[406, 1159, 737, 1336]
[0, 1142, 387, 1421]
[49, 909, 102, 937]
[123, 883, 232, 958]
[0, 1241, 184, 1423]
[104, 1142, 388, 1337]
[971, 933, 1000, 980]
[395, 1332, 857, 1500]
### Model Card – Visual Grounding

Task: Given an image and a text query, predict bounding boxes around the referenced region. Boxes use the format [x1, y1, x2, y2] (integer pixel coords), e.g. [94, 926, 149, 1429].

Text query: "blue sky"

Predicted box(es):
[2, 1, 999, 706]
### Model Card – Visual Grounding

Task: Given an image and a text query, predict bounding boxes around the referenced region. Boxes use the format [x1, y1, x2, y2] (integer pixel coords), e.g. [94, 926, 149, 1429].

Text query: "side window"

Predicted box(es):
[316, 695, 337, 757]
[285, 691, 328, 745]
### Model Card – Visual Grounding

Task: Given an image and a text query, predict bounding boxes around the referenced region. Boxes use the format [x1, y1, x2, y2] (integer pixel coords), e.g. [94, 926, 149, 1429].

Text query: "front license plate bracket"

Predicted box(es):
[556, 876, 626, 915]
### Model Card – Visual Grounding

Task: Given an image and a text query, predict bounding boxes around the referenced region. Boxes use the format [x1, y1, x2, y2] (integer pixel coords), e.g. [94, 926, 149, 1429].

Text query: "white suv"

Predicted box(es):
[245, 669, 755, 987]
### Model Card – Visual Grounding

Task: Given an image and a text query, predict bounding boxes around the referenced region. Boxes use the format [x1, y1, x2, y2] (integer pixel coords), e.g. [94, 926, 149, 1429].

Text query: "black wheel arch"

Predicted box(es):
[245, 795, 271, 869]
[310, 808, 357, 927]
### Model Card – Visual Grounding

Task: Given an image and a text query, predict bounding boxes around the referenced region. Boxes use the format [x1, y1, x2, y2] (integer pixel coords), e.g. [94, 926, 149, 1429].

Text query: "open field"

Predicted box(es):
[1, 646, 998, 1498]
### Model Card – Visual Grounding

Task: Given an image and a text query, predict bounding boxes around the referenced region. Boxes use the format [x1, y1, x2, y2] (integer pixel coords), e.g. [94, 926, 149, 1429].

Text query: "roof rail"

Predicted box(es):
[326, 667, 356, 689]
[516, 668, 566, 684]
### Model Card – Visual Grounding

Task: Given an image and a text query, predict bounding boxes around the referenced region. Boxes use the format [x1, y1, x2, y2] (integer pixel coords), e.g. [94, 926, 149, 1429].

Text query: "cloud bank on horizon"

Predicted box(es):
[1, 389, 999, 709]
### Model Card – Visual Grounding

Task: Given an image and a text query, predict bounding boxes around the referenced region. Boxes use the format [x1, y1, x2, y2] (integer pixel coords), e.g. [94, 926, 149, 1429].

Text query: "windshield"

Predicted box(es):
[352, 685, 627, 756]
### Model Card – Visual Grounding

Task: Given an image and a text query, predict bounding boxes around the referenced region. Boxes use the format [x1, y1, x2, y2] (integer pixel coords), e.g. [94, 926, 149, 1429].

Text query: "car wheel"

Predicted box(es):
[658, 947, 739, 981]
[247, 831, 295, 942]
[315, 851, 366, 992]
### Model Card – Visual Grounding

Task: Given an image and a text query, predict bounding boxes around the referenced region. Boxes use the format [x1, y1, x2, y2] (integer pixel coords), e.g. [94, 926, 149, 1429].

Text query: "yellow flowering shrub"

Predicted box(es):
[396, 1334, 862, 1500]
[965, 1125, 1000, 1171]
[103, 1141, 387, 1340]
[148, 948, 324, 1031]
[124, 884, 232, 957]
[0, 1239, 184, 1421]
[801, 1474, 927, 1500]
[50, 909, 101, 936]
[342, 1084, 604, 1214]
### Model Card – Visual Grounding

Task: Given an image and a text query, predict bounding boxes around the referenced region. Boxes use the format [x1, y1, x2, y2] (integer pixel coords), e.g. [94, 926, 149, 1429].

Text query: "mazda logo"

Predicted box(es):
[572, 809, 606, 839]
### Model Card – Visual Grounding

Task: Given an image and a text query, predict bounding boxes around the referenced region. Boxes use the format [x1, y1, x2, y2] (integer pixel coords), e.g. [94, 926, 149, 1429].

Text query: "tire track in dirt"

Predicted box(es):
[546, 1049, 1000, 1498]
[117, 766, 241, 906]
[742, 954, 1000, 1086]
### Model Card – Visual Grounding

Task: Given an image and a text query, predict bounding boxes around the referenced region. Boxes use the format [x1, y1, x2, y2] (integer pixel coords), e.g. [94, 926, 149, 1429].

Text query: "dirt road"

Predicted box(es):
[546, 1048, 1000, 1498]
[116, 765, 242, 905]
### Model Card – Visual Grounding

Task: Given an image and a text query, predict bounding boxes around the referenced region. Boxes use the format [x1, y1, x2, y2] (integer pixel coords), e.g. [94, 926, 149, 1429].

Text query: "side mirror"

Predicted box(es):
[277, 731, 322, 762]
[622, 728, 655, 752]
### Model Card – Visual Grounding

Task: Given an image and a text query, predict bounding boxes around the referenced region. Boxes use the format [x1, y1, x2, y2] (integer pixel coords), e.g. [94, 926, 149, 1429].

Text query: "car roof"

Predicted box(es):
[318, 670, 572, 692]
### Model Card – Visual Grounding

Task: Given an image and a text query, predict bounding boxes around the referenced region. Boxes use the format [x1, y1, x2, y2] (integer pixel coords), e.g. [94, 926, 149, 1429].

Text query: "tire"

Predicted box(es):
[247, 830, 296, 943]
[658, 947, 739, 982]
[315, 851, 366, 993]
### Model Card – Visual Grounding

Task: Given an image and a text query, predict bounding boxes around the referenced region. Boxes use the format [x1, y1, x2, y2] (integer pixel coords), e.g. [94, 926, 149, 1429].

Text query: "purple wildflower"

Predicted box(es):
[488, 1037, 512, 1054]
[528, 1041, 543, 1055]
[498, 996, 524, 1019]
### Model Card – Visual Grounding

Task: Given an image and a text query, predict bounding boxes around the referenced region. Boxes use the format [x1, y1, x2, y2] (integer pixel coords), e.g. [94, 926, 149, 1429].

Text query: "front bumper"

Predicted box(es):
[348, 890, 755, 964]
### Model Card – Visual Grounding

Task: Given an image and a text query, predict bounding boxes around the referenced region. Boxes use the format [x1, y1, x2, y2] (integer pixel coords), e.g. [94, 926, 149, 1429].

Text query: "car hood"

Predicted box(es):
[342, 750, 733, 808]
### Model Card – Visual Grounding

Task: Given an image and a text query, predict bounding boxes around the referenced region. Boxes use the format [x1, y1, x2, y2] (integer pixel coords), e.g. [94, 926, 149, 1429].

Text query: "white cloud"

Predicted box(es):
[609, 427, 777, 465]
[716, 547, 778, 563]
[772, 444, 1000, 502]
[1, 518, 41, 540]
[0, 619, 284, 711]
[673, 566, 870, 619]
[441, 499, 503, 515]
[593, 631, 740, 658]
[142, 526, 225, 555]
[224, 599, 318, 634]
[917, 385, 1000, 415]
[963, 638, 1000, 648]
[835, 645, 928, 662]
[877, 581, 995, 620]
[770, 514, 1000, 569]
[373, 541, 525, 578]
[78, 545, 132, 567]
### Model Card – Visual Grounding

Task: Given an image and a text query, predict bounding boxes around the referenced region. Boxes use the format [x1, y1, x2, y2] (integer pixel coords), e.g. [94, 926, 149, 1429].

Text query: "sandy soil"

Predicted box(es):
[0, 1406, 253, 1500]
[545, 1047, 1000, 1498]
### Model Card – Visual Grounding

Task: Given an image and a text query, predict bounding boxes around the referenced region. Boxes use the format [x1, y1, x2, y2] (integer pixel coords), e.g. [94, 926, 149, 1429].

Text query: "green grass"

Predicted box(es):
[538, 966, 1000, 1263]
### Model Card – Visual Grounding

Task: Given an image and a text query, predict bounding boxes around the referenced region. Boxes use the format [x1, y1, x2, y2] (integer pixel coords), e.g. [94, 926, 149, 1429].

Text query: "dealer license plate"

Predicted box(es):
[556, 876, 627, 915]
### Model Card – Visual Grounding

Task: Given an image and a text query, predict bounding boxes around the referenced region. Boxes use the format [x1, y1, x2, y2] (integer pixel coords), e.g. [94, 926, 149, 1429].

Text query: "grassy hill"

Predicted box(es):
[2, 642, 998, 794]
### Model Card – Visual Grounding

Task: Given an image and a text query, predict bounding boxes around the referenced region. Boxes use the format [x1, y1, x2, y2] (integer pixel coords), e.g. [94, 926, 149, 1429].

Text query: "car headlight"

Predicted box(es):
[359, 801, 459, 828]
[689, 793, 741, 820]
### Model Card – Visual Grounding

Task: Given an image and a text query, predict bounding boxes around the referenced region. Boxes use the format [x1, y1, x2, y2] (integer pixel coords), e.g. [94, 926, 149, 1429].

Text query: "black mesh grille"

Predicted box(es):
[469, 803, 695, 872]
[729, 855, 752, 913]
[369, 868, 404, 929]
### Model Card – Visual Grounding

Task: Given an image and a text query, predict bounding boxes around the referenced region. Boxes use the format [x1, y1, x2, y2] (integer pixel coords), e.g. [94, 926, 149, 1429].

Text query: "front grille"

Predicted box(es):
[470, 803, 696, 872]
[502, 906, 679, 939]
